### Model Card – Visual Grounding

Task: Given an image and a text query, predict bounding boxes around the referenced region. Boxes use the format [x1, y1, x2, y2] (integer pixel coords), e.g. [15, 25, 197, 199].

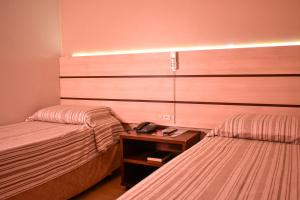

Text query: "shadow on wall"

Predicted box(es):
[0, 0, 61, 125]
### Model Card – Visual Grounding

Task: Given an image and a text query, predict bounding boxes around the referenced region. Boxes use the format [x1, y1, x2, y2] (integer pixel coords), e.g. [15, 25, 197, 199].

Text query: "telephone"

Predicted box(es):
[134, 122, 158, 134]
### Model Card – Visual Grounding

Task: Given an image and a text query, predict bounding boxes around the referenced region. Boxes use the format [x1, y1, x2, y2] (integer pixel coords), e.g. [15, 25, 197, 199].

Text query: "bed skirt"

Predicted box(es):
[9, 144, 121, 200]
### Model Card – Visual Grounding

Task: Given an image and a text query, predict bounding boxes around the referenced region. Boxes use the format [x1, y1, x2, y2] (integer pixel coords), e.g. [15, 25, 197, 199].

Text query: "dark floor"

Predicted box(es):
[72, 171, 126, 200]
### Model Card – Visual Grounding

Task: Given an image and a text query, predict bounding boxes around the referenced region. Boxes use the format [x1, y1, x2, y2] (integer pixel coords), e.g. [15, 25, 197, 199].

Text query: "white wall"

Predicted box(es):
[0, 0, 61, 125]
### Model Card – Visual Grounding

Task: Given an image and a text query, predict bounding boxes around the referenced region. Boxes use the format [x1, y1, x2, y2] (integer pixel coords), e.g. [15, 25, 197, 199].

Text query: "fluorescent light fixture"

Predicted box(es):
[72, 41, 300, 57]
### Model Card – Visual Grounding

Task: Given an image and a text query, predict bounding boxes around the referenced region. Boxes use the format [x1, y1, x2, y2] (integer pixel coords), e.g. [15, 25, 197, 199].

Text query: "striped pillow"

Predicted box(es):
[208, 114, 300, 144]
[27, 105, 112, 127]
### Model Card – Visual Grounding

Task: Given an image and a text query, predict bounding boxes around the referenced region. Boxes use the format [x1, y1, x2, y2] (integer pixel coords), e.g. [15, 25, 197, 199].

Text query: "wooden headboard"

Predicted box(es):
[60, 46, 300, 129]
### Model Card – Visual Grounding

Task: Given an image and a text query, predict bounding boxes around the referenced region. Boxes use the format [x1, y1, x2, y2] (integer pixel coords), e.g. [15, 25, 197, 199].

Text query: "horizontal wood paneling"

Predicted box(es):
[176, 104, 300, 128]
[60, 78, 173, 101]
[176, 77, 300, 105]
[61, 99, 175, 126]
[60, 53, 171, 76]
[59, 46, 300, 129]
[177, 46, 300, 75]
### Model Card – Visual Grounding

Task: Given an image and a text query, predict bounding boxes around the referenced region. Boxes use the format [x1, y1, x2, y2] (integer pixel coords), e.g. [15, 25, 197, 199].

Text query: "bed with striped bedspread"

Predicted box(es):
[119, 114, 300, 200]
[118, 136, 300, 200]
[0, 116, 124, 199]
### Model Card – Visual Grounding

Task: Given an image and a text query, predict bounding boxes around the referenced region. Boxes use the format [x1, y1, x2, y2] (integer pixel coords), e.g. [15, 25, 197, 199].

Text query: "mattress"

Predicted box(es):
[118, 136, 300, 200]
[0, 118, 123, 199]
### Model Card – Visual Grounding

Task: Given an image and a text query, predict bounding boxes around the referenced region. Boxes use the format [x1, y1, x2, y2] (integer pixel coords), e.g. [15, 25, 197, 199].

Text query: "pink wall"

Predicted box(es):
[61, 0, 300, 56]
[0, 0, 61, 125]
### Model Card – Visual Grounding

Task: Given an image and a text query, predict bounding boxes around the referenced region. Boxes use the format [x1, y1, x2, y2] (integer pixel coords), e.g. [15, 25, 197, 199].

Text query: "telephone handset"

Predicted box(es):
[134, 122, 158, 134]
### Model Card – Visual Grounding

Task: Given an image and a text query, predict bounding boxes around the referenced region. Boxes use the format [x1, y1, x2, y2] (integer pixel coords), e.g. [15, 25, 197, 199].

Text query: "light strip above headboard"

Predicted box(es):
[72, 41, 300, 57]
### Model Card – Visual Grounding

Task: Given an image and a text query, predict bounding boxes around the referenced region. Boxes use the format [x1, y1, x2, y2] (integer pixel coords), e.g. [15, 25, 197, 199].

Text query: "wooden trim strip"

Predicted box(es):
[175, 101, 300, 108]
[60, 97, 300, 108]
[60, 74, 300, 79]
[175, 74, 300, 78]
[60, 97, 174, 103]
[60, 75, 174, 78]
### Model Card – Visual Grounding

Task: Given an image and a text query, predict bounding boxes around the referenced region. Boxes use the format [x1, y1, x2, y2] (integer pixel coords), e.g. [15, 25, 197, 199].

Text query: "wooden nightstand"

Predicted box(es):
[120, 130, 205, 188]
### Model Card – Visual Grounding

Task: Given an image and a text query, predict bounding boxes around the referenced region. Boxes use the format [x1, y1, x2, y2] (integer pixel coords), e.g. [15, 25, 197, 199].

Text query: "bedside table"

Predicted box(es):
[120, 130, 205, 188]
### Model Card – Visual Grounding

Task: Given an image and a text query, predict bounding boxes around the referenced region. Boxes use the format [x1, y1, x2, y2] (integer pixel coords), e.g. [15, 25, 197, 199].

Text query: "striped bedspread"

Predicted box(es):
[0, 117, 124, 199]
[118, 137, 300, 200]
